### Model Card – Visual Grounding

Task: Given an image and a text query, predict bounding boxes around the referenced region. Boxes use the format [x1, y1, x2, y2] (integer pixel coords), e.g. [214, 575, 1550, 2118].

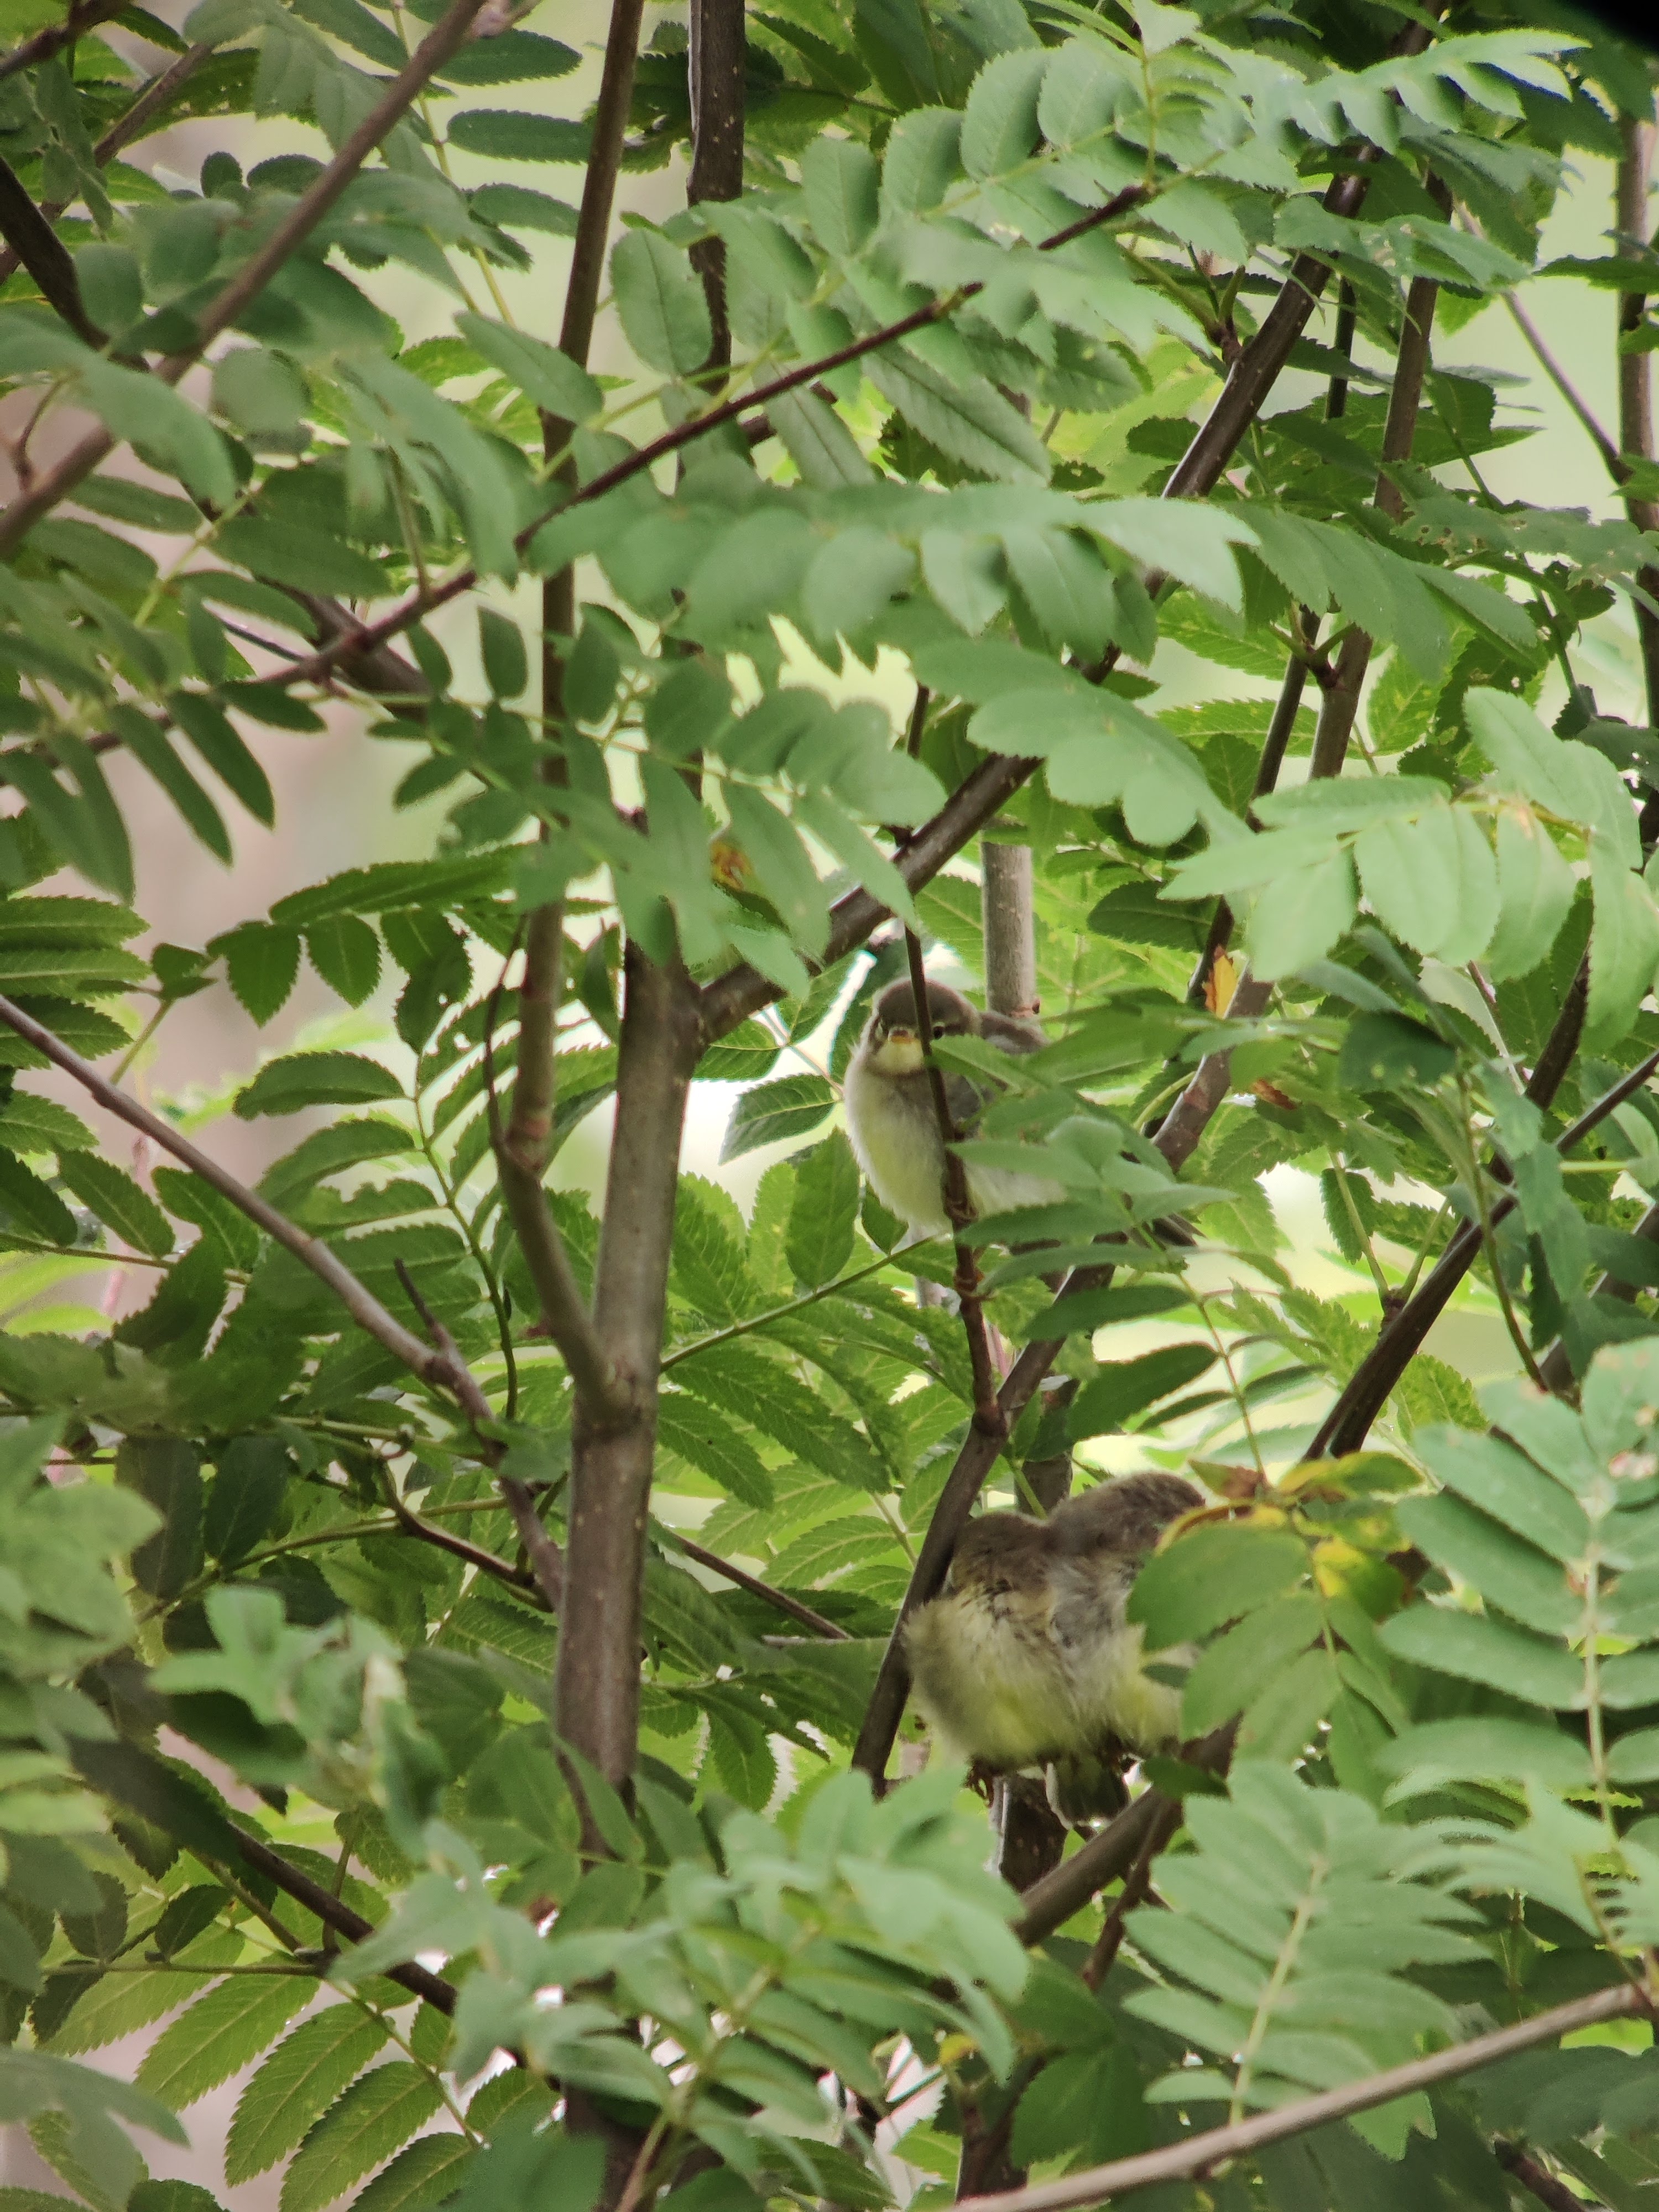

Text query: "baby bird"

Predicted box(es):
[904, 1471, 1203, 1822]
[844, 979, 1063, 1236]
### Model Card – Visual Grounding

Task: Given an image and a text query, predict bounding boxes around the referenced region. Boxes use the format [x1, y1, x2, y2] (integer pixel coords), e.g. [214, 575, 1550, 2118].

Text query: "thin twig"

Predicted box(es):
[0, 155, 104, 342]
[1310, 1037, 1659, 1458]
[1503, 290, 1625, 478]
[1494, 2140, 1605, 2212]
[668, 1531, 849, 1640]
[392, 1258, 566, 1614]
[954, 1978, 1659, 2210]
[227, 1828, 458, 2013]
[0, 0, 495, 556]
[0, 993, 469, 1396]
[1081, 1796, 1181, 1991]
[902, 930, 1004, 1434]
[491, 912, 627, 1425]
[1307, 174, 1449, 782]
[0, 0, 125, 84]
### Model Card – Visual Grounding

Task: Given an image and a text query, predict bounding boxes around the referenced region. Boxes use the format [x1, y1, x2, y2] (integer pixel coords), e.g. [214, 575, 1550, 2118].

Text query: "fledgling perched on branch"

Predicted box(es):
[904, 1471, 1203, 1823]
[844, 978, 1062, 1235]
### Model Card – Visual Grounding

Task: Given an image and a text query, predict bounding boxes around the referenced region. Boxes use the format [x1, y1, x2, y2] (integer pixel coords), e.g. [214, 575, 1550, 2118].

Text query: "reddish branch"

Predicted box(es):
[0, 0, 127, 83]
[954, 1978, 1658, 2210]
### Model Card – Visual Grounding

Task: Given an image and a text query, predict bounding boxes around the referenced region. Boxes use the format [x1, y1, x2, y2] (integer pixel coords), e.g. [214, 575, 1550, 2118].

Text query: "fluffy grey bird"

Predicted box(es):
[904, 1471, 1203, 1822]
[844, 978, 1062, 1235]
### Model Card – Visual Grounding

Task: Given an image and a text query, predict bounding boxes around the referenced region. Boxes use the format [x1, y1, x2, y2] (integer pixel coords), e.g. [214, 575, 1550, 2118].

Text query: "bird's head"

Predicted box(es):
[945, 1510, 1056, 1604]
[862, 978, 978, 1077]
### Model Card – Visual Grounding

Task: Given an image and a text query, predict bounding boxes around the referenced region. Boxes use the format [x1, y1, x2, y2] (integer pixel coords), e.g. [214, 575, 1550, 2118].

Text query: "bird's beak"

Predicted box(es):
[888, 1026, 916, 1045]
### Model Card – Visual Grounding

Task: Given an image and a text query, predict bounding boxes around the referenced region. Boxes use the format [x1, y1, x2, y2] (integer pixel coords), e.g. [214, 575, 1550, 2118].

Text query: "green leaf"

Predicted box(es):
[1416, 1427, 1590, 1561]
[137, 1972, 314, 2110]
[236, 1051, 403, 1118]
[961, 49, 1048, 178]
[204, 1435, 290, 1565]
[611, 229, 712, 377]
[168, 694, 276, 826]
[445, 109, 589, 163]
[438, 28, 577, 80]
[117, 1438, 203, 1600]
[1485, 804, 1575, 981]
[1068, 1345, 1218, 1437]
[1338, 1011, 1455, 1092]
[468, 184, 577, 235]
[281, 2062, 442, 2212]
[1127, 1524, 1307, 1645]
[226, 2007, 389, 2184]
[0, 1150, 76, 1245]
[1588, 840, 1659, 1049]
[785, 1131, 860, 1288]
[262, 1119, 416, 1204]
[1379, 1603, 1585, 1708]
[866, 350, 1050, 484]
[723, 789, 830, 953]
[217, 922, 302, 1025]
[306, 916, 382, 1006]
[454, 311, 600, 424]
[350, 2136, 473, 2212]
[656, 1396, 773, 1509]
[56, 1154, 173, 1256]
[213, 520, 385, 604]
[800, 136, 879, 257]
[719, 1076, 836, 1162]
[477, 608, 527, 702]
[105, 708, 231, 863]
[1246, 851, 1357, 979]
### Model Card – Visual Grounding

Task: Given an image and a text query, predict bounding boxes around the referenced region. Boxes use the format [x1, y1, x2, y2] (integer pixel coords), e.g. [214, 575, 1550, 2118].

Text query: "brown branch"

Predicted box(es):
[509, 0, 647, 1458]
[687, 0, 745, 368]
[1495, 2141, 1605, 2212]
[0, 0, 125, 84]
[392, 1258, 566, 1613]
[954, 1978, 1657, 2211]
[1013, 1787, 1165, 1948]
[1310, 1032, 1659, 1458]
[555, 950, 703, 1792]
[1307, 175, 1448, 782]
[384, 1476, 546, 1604]
[490, 911, 625, 1425]
[0, 0, 494, 557]
[559, 0, 645, 371]
[982, 842, 1038, 1020]
[669, 1532, 849, 1640]
[904, 928, 1004, 1433]
[1152, 974, 1274, 1170]
[0, 154, 103, 343]
[1080, 1796, 1181, 1991]
[228, 1826, 458, 2013]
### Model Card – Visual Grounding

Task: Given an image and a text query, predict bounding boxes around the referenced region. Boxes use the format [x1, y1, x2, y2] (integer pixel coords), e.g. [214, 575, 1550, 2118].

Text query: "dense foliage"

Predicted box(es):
[2, 0, 1659, 2205]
